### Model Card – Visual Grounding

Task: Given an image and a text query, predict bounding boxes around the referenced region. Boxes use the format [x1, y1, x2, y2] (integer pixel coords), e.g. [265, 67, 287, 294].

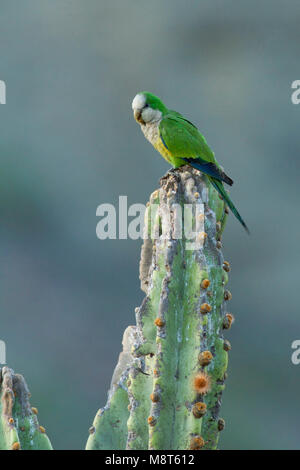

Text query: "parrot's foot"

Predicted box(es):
[165, 167, 177, 177]
[159, 166, 189, 184]
[159, 167, 177, 185]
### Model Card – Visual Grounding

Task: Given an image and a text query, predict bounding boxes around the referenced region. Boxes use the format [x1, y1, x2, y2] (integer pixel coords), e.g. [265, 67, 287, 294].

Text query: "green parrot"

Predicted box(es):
[132, 91, 249, 233]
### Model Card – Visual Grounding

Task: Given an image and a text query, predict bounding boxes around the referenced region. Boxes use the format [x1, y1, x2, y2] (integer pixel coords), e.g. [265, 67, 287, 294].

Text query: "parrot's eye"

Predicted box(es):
[144, 104, 149, 108]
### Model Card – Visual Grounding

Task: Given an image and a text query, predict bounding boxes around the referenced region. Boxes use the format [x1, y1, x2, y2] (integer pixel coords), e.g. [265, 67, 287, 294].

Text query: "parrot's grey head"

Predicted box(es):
[132, 92, 167, 125]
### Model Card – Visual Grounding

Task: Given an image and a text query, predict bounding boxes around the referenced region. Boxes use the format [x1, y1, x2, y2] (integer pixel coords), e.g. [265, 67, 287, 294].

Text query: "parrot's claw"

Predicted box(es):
[159, 168, 177, 185]
[166, 167, 177, 176]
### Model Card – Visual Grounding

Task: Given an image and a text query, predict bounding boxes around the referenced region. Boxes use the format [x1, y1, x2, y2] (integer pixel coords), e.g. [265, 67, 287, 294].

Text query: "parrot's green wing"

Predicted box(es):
[159, 114, 233, 185]
[159, 113, 215, 161]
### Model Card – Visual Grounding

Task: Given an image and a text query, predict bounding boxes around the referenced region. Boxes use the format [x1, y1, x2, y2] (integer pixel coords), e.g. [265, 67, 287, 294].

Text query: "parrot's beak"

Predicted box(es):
[134, 109, 145, 125]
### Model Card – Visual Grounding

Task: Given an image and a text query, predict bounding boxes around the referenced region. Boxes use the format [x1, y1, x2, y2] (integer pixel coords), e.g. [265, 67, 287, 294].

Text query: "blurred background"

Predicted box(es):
[0, 0, 299, 449]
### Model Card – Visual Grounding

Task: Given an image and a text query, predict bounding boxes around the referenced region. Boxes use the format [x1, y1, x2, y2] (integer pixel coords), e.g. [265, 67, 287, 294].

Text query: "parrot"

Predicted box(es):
[132, 91, 249, 233]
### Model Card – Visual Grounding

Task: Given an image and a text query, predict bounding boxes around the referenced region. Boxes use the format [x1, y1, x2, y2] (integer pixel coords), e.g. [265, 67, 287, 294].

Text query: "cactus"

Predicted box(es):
[87, 167, 232, 450]
[0, 367, 52, 450]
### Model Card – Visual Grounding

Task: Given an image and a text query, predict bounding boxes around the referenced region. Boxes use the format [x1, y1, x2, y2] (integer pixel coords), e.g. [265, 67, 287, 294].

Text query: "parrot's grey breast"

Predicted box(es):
[141, 121, 161, 146]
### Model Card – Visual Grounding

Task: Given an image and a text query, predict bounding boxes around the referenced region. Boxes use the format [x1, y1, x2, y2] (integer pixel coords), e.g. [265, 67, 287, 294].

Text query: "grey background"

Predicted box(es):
[0, 0, 299, 449]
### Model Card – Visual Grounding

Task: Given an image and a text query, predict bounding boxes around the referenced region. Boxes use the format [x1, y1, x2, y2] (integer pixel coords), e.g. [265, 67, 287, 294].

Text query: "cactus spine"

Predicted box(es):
[0, 367, 52, 450]
[87, 167, 232, 450]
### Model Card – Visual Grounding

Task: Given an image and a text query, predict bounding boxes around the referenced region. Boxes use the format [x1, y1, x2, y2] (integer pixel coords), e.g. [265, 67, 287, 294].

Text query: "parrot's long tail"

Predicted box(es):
[209, 177, 250, 234]
[184, 158, 233, 186]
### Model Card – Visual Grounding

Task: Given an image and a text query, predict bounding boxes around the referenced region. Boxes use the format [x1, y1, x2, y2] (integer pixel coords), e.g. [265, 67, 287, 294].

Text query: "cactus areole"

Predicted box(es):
[87, 167, 233, 450]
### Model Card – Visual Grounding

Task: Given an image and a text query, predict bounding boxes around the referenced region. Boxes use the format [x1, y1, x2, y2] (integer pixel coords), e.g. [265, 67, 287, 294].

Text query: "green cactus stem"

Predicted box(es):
[87, 166, 233, 450]
[0, 367, 52, 450]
